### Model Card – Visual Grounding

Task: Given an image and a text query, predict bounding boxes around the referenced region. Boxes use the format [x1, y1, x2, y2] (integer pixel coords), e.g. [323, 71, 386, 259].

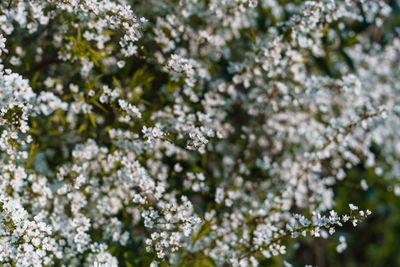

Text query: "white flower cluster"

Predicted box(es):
[336, 235, 347, 253]
[0, 0, 399, 266]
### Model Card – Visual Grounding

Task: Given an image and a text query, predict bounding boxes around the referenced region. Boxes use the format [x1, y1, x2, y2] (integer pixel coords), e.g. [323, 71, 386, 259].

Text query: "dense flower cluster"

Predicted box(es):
[0, 0, 399, 266]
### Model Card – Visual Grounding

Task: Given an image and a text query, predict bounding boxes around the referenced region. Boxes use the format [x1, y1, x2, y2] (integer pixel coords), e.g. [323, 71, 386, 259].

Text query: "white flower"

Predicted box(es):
[349, 204, 358, 211]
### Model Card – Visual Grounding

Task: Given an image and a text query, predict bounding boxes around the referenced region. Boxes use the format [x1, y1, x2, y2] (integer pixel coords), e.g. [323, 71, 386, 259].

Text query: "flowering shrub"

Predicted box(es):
[1, 0, 400, 266]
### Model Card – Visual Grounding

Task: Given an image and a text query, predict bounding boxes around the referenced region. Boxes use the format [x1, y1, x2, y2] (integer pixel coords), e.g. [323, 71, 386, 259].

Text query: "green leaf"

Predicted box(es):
[30, 72, 40, 87]
[26, 142, 38, 168]
[77, 123, 87, 134]
[88, 113, 96, 127]
[192, 221, 211, 246]
[87, 74, 104, 90]
[113, 76, 123, 90]
[129, 68, 154, 90]
[89, 99, 109, 113]
[77, 27, 81, 42]
[166, 80, 179, 94]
